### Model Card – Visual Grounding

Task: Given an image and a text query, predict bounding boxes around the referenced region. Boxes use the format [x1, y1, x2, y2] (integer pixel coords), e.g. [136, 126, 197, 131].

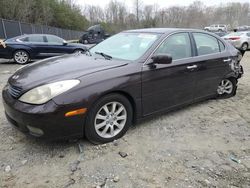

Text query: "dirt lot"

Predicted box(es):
[0, 54, 249, 188]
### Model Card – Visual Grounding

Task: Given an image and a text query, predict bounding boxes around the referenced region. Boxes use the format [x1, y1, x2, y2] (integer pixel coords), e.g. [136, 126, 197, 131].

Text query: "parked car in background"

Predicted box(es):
[222, 31, 250, 51]
[234, 25, 250, 32]
[0, 34, 87, 64]
[2, 28, 243, 143]
[214, 31, 228, 37]
[79, 25, 110, 44]
[204, 24, 227, 32]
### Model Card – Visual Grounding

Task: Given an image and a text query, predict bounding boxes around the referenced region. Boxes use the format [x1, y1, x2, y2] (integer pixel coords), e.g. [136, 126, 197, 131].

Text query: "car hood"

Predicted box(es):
[8, 54, 128, 90]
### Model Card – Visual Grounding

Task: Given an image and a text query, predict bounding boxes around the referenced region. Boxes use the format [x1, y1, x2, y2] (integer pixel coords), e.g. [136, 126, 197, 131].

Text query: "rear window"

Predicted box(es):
[18, 37, 28, 42]
[193, 33, 220, 56]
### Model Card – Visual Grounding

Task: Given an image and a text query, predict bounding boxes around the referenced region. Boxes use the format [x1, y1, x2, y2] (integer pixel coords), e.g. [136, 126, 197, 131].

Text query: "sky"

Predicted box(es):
[77, 0, 250, 9]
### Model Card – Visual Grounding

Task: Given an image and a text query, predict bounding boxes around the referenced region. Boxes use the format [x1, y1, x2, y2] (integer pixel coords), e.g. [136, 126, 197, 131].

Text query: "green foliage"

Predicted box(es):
[0, 0, 88, 30]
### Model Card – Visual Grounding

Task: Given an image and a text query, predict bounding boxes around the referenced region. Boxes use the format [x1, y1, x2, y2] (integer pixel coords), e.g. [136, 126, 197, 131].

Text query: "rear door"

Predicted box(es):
[142, 32, 197, 116]
[190, 32, 231, 100]
[25, 35, 48, 56]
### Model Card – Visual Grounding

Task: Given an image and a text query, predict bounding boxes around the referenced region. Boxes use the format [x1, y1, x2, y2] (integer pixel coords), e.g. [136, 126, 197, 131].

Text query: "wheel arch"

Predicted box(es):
[91, 90, 137, 124]
[13, 48, 30, 57]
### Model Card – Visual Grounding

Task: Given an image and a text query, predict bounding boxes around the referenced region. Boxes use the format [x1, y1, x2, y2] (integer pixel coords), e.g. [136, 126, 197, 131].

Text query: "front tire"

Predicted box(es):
[13, 50, 30, 64]
[85, 94, 133, 144]
[217, 78, 237, 98]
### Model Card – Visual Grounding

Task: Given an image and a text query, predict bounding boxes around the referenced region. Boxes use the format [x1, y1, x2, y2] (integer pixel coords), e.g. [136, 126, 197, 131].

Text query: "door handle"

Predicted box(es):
[223, 58, 232, 62]
[187, 65, 198, 70]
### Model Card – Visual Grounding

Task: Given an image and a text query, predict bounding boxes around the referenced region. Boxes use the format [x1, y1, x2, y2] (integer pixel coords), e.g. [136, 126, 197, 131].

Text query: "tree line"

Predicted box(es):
[0, 0, 250, 33]
[85, 0, 250, 33]
[0, 0, 88, 30]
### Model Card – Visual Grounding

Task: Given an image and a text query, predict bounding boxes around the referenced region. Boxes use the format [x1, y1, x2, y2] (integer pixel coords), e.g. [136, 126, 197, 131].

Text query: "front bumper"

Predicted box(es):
[2, 85, 85, 140]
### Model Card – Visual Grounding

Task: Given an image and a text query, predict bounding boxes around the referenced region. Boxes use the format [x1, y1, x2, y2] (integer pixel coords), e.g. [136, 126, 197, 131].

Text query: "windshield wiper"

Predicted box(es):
[95, 52, 112, 60]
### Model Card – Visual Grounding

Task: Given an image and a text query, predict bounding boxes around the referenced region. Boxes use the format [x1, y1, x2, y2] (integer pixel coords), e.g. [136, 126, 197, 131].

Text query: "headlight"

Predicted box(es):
[19, 80, 80, 104]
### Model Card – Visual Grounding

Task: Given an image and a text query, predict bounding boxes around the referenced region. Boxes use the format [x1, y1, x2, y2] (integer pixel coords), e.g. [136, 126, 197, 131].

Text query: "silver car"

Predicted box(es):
[223, 31, 250, 51]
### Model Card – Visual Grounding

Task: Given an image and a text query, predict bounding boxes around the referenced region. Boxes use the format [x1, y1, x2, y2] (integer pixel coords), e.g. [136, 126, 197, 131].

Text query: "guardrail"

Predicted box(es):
[0, 18, 83, 40]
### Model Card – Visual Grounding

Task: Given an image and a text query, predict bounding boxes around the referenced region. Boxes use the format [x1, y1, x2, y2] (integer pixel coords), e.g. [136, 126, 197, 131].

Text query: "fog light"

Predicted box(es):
[27, 125, 44, 136]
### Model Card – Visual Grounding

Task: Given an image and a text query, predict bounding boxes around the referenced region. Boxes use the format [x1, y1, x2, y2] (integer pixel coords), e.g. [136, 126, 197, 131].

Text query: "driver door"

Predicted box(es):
[141, 32, 196, 116]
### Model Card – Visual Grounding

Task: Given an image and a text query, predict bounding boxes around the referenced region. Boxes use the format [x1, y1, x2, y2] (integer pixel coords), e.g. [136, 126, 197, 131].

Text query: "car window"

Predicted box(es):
[218, 40, 225, 51]
[27, 35, 45, 43]
[17, 37, 28, 42]
[193, 33, 220, 56]
[247, 33, 250, 37]
[154, 33, 192, 60]
[46, 35, 64, 44]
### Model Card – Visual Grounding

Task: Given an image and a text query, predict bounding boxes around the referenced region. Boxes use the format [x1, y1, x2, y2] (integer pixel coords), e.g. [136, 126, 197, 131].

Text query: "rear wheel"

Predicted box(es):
[13, 50, 29, 64]
[85, 94, 133, 144]
[217, 78, 237, 98]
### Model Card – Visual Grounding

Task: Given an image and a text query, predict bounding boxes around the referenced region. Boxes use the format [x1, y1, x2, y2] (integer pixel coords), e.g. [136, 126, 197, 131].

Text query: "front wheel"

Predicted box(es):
[85, 94, 133, 144]
[217, 78, 237, 98]
[13, 50, 30, 64]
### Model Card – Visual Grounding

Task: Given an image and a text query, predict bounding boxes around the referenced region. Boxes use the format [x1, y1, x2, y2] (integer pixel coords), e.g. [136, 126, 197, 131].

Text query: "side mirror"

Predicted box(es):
[150, 54, 172, 65]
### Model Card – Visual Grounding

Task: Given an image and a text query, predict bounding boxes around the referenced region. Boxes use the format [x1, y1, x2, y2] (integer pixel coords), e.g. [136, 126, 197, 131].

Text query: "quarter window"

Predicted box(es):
[218, 40, 225, 51]
[155, 33, 192, 60]
[193, 33, 220, 56]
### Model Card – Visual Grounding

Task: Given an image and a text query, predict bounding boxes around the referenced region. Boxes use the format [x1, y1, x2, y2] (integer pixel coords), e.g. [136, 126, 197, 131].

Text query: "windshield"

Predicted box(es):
[90, 32, 160, 61]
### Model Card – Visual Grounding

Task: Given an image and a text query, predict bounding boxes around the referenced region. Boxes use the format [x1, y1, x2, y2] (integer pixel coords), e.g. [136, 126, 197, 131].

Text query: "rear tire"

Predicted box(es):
[13, 50, 29, 64]
[217, 78, 237, 99]
[85, 94, 133, 144]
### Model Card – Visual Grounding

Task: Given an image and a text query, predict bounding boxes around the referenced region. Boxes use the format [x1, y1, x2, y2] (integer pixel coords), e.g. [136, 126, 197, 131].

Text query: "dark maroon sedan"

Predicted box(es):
[2, 28, 243, 143]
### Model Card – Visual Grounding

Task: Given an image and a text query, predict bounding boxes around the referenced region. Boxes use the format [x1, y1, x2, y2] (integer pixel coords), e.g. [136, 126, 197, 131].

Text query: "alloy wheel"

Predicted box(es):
[94, 102, 127, 139]
[14, 51, 29, 64]
[217, 79, 233, 95]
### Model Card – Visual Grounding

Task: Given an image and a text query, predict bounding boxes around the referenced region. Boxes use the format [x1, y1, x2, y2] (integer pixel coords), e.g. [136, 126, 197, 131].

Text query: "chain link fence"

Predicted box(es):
[0, 18, 83, 40]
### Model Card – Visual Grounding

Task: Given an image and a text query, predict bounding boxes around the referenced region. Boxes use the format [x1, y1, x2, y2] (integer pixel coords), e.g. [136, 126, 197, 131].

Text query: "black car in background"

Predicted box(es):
[79, 25, 110, 44]
[0, 34, 87, 64]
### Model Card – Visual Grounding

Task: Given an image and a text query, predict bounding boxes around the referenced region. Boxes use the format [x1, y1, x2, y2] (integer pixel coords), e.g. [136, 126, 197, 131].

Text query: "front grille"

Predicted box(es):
[8, 84, 23, 98]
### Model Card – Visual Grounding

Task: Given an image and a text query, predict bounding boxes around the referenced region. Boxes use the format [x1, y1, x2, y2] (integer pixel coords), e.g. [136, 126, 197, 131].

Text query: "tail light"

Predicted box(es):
[229, 37, 240, 40]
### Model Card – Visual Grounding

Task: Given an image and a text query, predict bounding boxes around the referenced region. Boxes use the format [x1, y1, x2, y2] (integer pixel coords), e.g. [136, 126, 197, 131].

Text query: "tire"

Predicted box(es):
[13, 50, 30, 64]
[241, 43, 248, 51]
[217, 78, 237, 99]
[74, 49, 85, 54]
[218, 29, 223, 32]
[85, 94, 133, 144]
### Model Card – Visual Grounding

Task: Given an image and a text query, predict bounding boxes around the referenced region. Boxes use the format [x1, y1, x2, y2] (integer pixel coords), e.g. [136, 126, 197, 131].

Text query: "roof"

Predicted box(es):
[124, 28, 204, 34]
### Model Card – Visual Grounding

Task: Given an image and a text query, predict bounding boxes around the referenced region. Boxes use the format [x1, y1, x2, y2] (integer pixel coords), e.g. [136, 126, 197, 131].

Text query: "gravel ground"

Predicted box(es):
[0, 54, 249, 188]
